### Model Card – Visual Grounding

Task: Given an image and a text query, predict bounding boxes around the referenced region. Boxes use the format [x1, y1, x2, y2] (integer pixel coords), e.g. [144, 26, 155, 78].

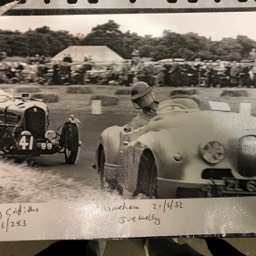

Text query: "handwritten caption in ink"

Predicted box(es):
[104, 200, 184, 226]
[0, 204, 39, 233]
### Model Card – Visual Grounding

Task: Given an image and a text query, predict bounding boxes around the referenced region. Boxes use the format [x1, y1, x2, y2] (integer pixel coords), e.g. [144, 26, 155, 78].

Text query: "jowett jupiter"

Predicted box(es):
[96, 96, 256, 198]
[0, 89, 81, 164]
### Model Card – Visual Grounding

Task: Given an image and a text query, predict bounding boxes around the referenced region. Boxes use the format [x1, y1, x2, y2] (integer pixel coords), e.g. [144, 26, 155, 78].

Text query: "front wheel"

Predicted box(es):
[99, 148, 106, 190]
[98, 147, 122, 194]
[60, 122, 80, 165]
[134, 152, 158, 198]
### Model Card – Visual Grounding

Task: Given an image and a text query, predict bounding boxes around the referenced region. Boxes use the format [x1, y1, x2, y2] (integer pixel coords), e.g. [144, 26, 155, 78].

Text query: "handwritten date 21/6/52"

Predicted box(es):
[152, 200, 183, 213]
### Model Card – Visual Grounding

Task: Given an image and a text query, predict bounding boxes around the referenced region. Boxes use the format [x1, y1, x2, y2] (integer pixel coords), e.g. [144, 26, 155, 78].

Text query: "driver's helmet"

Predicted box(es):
[131, 81, 154, 109]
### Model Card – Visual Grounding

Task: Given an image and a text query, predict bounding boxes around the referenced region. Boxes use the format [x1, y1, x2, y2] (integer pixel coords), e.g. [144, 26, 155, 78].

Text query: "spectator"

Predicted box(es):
[250, 61, 256, 87]
[239, 63, 251, 87]
[230, 61, 240, 87]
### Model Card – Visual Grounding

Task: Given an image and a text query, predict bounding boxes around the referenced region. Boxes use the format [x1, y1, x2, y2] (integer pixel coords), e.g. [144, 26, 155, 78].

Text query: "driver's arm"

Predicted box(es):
[125, 112, 151, 132]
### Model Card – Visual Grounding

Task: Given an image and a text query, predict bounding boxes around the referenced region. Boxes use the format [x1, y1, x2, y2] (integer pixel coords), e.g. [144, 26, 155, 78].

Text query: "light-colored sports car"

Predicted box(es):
[96, 96, 256, 198]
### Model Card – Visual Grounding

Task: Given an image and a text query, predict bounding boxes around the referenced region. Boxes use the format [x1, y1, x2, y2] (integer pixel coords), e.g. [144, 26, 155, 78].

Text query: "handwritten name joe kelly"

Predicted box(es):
[103, 200, 184, 226]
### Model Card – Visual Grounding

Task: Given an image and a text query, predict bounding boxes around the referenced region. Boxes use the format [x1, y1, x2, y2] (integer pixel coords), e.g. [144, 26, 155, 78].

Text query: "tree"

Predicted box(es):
[209, 38, 242, 61]
[3, 22, 256, 62]
[182, 33, 210, 60]
[157, 30, 187, 59]
[81, 20, 125, 56]
[35, 26, 51, 34]
[121, 31, 143, 59]
[0, 27, 80, 57]
[236, 35, 256, 59]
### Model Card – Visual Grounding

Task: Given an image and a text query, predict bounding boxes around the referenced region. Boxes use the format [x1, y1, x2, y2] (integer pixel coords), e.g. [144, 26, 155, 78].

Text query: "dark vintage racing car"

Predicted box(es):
[96, 97, 256, 198]
[0, 89, 81, 164]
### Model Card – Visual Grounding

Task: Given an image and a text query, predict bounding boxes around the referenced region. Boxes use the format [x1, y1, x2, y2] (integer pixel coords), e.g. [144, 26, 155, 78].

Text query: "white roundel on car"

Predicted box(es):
[200, 141, 225, 165]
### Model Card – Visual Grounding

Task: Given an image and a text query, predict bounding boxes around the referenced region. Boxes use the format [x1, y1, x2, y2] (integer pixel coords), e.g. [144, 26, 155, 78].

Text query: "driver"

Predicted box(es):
[125, 81, 159, 131]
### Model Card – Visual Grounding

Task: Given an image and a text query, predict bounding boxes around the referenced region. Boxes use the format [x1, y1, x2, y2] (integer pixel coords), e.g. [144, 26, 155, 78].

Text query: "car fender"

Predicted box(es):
[123, 130, 186, 193]
[66, 114, 81, 124]
[138, 130, 188, 178]
[96, 125, 124, 170]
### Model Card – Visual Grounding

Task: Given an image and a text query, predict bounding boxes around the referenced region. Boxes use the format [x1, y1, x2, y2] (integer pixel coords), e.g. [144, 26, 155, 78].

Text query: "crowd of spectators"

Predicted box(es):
[0, 55, 93, 85]
[133, 58, 256, 88]
[1, 54, 256, 88]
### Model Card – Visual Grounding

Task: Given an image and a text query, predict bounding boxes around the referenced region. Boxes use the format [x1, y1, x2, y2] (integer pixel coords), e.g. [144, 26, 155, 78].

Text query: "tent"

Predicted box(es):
[52, 46, 125, 64]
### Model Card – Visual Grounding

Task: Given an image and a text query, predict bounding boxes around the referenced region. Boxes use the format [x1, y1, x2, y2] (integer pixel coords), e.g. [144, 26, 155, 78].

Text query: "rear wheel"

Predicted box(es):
[135, 151, 158, 198]
[60, 122, 80, 165]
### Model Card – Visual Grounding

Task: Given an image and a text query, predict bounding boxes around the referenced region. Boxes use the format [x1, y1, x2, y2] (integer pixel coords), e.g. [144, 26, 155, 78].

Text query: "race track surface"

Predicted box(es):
[32, 110, 134, 190]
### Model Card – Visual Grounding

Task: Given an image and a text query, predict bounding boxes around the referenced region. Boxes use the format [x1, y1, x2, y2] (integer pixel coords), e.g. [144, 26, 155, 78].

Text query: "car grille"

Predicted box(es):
[201, 169, 233, 180]
[24, 107, 45, 138]
[5, 112, 21, 124]
[238, 135, 256, 177]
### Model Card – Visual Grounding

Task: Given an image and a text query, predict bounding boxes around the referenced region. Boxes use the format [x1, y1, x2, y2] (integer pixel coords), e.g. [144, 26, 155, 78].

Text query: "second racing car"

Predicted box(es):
[0, 88, 81, 164]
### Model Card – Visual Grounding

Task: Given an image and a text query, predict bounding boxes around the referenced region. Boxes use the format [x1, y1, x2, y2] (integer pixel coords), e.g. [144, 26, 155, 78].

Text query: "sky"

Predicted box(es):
[1, 12, 256, 41]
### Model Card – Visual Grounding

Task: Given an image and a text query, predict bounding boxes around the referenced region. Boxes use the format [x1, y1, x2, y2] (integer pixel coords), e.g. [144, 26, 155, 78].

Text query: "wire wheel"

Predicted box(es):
[135, 151, 158, 198]
[61, 122, 80, 165]
[147, 161, 158, 198]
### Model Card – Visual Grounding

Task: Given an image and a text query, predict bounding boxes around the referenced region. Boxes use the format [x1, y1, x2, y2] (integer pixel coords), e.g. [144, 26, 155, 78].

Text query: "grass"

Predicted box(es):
[1, 84, 256, 115]
[32, 92, 59, 103]
[66, 86, 93, 94]
[220, 89, 249, 97]
[90, 95, 119, 106]
[115, 88, 131, 95]
[170, 88, 198, 97]
[16, 86, 41, 93]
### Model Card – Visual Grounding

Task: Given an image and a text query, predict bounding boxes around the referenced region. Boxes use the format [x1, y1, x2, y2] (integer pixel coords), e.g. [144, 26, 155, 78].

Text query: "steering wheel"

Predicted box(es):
[157, 103, 188, 112]
[169, 103, 188, 110]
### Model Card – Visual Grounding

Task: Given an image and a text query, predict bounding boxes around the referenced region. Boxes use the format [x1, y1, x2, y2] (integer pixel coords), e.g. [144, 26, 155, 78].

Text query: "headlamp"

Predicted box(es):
[45, 130, 56, 141]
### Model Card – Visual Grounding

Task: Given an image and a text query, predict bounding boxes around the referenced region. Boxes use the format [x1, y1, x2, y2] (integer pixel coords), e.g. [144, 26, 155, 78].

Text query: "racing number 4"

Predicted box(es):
[19, 136, 34, 150]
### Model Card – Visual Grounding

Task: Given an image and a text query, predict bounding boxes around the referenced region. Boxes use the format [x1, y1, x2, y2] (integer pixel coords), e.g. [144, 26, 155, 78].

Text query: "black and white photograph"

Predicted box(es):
[2, 12, 256, 202]
[2, 10, 256, 255]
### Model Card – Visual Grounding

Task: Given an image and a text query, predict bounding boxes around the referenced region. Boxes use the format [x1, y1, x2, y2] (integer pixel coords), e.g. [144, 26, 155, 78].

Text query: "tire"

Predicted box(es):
[147, 161, 158, 198]
[61, 122, 80, 165]
[135, 152, 158, 198]
[99, 148, 106, 190]
[98, 147, 122, 194]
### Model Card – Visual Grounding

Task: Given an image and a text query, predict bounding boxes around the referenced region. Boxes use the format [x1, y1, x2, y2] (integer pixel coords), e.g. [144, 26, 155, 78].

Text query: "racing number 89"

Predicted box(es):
[19, 136, 34, 150]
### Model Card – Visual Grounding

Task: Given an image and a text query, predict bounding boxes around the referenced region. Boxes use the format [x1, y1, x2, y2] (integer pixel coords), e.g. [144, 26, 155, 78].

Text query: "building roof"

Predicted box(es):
[52, 45, 124, 64]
